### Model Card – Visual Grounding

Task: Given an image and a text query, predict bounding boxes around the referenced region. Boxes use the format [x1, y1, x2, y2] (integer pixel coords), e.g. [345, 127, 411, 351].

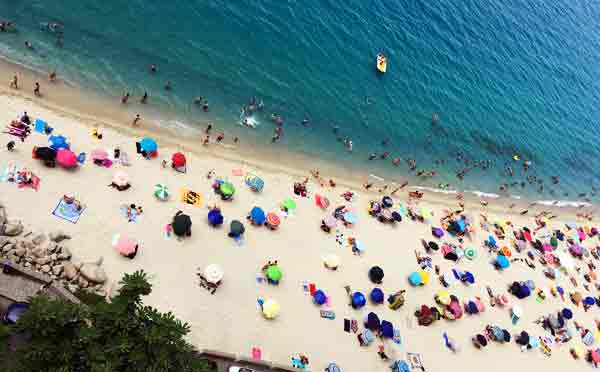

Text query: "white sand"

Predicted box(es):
[0, 91, 598, 372]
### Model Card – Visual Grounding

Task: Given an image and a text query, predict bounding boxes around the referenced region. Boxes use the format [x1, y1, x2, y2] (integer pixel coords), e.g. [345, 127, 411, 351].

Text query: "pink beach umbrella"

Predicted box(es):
[56, 149, 78, 168]
[324, 215, 338, 228]
[113, 234, 137, 256]
[91, 148, 108, 161]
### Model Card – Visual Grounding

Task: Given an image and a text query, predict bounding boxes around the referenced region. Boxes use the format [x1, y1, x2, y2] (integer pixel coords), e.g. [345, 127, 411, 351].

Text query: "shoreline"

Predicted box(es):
[0, 55, 596, 221]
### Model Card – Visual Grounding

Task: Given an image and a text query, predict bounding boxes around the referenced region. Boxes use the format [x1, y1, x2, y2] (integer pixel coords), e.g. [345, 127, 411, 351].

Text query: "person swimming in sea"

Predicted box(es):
[407, 159, 416, 171]
[368, 153, 377, 161]
[392, 157, 401, 166]
[25, 40, 33, 49]
[202, 100, 209, 112]
[165, 81, 172, 91]
[432, 113, 440, 125]
[150, 64, 157, 73]
[301, 118, 310, 127]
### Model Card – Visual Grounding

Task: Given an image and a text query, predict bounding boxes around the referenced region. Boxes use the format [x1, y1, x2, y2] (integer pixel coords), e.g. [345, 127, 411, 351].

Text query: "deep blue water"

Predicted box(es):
[1, 0, 600, 202]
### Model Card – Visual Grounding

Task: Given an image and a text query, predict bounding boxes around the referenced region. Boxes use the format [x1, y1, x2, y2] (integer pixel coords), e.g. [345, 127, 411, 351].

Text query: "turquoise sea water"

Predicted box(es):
[1, 0, 600, 203]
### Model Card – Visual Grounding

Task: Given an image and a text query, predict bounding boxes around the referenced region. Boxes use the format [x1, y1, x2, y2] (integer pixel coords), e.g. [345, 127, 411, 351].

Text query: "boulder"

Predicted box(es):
[46, 242, 58, 253]
[58, 246, 72, 260]
[49, 253, 58, 262]
[14, 247, 26, 257]
[79, 263, 107, 284]
[63, 263, 78, 280]
[31, 233, 47, 245]
[35, 257, 50, 265]
[0, 205, 6, 226]
[40, 265, 51, 274]
[31, 246, 46, 258]
[78, 276, 89, 288]
[49, 231, 71, 243]
[2, 221, 23, 236]
[52, 264, 64, 276]
[0, 236, 9, 248]
[2, 243, 15, 254]
[67, 284, 78, 293]
[23, 262, 31, 268]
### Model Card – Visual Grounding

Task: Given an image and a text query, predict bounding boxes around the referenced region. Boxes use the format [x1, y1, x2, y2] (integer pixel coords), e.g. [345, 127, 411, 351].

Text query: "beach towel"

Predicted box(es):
[320, 310, 336, 319]
[180, 189, 203, 206]
[52, 199, 85, 224]
[119, 151, 131, 166]
[407, 352, 425, 371]
[0, 164, 16, 182]
[120, 205, 141, 223]
[344, 319, 351, 333]
[232, 168, 243, 176]
[17, 175, 40, 191]
[251, 347, 262, 361]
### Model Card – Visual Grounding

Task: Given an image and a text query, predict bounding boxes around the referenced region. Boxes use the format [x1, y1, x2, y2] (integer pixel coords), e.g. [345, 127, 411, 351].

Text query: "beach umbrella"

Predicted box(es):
[432, 227, 444, 238]
[282, 198, 297, 211]
[592, 350, 600, 363]
[49, 135, 69, 150]
[525, 280, 535, 290]
[464, 247, 476, 260]
[325, 363, 341, 372]
[418, 269, 430, 285]
[394, 360, 410, 372]
[266, 265, 282, 282]
[315, 194, 330, 209]
[322, 254, 340, 269]
[266, 212, 281, 228]
[584, 296, 596, 306]
[392, 211, 402, 222]
[250, 207, 266, 225]
[408, 272, 422, 286]
[461, 271, 475, 284]
[342, 211, 356, 225]
[3, 302, 29, 325]
[172, 213, 192, 236]
[380, 320, 394, 338]
[324, 215, 337, 228]
[112, 171, 129, 187]
[33, 146, 57, 161]
[351, 292, 366, 308]
[380, 209, 393, 221]
[496, 255, 510, 269]
[139, 137, 157, 153]
[475, 334, 488, 347]
[370, 288, 384, 304]
[113, 234, 137, 256]
[516, 331, 529, 346]
[562, 308, 573, 320]
[207, 209, 224, 226]
[171, 152, 186, 167]
[435, 290, 451, 305]
[528, 336, 539, 349]
[262, 299, 280, 319]
[56, 149, 78, 168]
[369, 266, 384, 283]
[219, 182, 235, 197]
[229, 220, 245, 236]
[382, 196, 393, 208]
[91, 148, 108, 161]
[313, 289, 326, 305]
[466, 301, 478, 314]
[366, 312, 381, 331]
[203, 264, 224, 284]
[154, 184, 169, 200]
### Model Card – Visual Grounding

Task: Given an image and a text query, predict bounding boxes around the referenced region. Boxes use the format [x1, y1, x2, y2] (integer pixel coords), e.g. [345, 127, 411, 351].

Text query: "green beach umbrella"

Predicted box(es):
[464, 247, 476, 260]
[154, 184, 169, 200]
[266, 265, 282, 281]
[220, 182, 235, 196]
[282, 198, 297, 211]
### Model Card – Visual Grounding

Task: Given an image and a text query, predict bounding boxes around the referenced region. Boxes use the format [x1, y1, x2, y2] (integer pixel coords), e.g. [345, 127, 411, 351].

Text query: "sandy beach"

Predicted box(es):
[2, 84, 600, 372]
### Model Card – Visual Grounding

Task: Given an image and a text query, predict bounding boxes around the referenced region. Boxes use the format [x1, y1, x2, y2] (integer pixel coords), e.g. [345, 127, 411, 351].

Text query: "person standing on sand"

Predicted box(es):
[121, 92, 130, 104]
[205, 123, 212, 134]
[48, 70, 57, 82]
[132, 114, 141, 127]
[33, 82, 41, 96]
[9, 75, 17, 89]
[140, 91, 148, 104]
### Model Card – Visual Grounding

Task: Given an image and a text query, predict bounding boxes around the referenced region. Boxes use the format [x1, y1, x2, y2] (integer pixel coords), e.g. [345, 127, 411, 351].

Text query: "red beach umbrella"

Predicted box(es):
[56, 149, 78, 168]
[171, 152, 186, 167]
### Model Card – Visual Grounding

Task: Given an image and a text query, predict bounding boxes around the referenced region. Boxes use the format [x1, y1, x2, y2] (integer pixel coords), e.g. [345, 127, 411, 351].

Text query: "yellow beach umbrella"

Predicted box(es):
[262, 299, 280, 319]
[418, 269, 430, 285]
[435, 290, 451, 305]
[420, 207, 432, 221]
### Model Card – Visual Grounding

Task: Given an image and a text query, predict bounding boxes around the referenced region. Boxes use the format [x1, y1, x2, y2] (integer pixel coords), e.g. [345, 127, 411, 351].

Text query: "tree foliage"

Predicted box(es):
[2, 270, 213, 372]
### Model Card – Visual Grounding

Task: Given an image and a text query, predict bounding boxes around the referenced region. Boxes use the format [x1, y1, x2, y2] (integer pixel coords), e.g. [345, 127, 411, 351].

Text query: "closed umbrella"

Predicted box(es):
[370, 288, 384, 304]
[139, 137, 157, 153]
[56, 149, 78, 168]
[262, 299, 280, 319]
[266, 265, 282, 282]
[154, 184, 169, 200]
[91, 148, 108, 161]
[171, 152, 186, 167]
[282, 198, 297, 211]
[369, 266, 384, 283]
[266, 212, 281, 228]
[172, 213, 192, 236]
[204, 264, 224, 284]
[229, 220, 245, 237]
[112, 171, 129, 187]
[250, 207, 266, 225]
[49, 135, 69, 150]
[207, 209, 224, 226]
[380, 320, 394, 338]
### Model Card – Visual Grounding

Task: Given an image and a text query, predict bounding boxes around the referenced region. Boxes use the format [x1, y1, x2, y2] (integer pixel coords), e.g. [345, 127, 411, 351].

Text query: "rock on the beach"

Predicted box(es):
[40, 265, 51, 274]
[0, 236, 9, 248]
[67, 284, 78, 293]
[35, 257, 50, 265]
[52, 264, 64, 276]
[78, 277, 89, 288]
[31, 246, 46, 258]
[58, 246, 71, 260]
[2, 243, 15, 254]
[49, 231, 71, 243]
[0, 205, 6, 226]
[14, 247, 26, 257]
[63, 263, 78, 280]
[79, 263, 107, 284]
[49, 253, 58, 262]
[31, 233, 47, 245]
[2, 221, 23, 236]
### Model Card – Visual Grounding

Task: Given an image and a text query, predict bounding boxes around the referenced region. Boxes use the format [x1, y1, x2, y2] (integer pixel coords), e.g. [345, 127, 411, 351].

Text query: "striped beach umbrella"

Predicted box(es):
[154, 184, 169, 200]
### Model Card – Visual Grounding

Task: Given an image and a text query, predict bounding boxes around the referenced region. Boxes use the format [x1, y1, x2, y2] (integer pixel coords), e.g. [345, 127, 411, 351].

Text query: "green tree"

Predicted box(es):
[3, 270, 213, 372]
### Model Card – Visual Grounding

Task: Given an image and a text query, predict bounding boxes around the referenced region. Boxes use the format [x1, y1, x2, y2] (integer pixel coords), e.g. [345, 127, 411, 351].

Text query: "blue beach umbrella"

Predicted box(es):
[313, 289, 327, 305]
[496, 255, 510, 269]
[139, 137, 157, 153]
[394, 360, 410, 372]
[351, 292, 366, 309]
[370, 288, 384, 304]
[366, 312, 381, 331]
[207, 209, 224, 227]
[562, 308, 573, 320]
[380, 320, 394, 338]
[250, 207, 266, 225]
[408, 272, 422, 286]
[461, 271, 475, 284]
[49, 135, 69, 150]
[584, 296, 596, 306]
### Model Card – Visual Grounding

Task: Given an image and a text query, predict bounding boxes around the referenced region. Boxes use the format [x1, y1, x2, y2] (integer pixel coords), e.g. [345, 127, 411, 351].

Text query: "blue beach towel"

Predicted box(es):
[34, 119, 47, 134]
[52, 199, 85, 224]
